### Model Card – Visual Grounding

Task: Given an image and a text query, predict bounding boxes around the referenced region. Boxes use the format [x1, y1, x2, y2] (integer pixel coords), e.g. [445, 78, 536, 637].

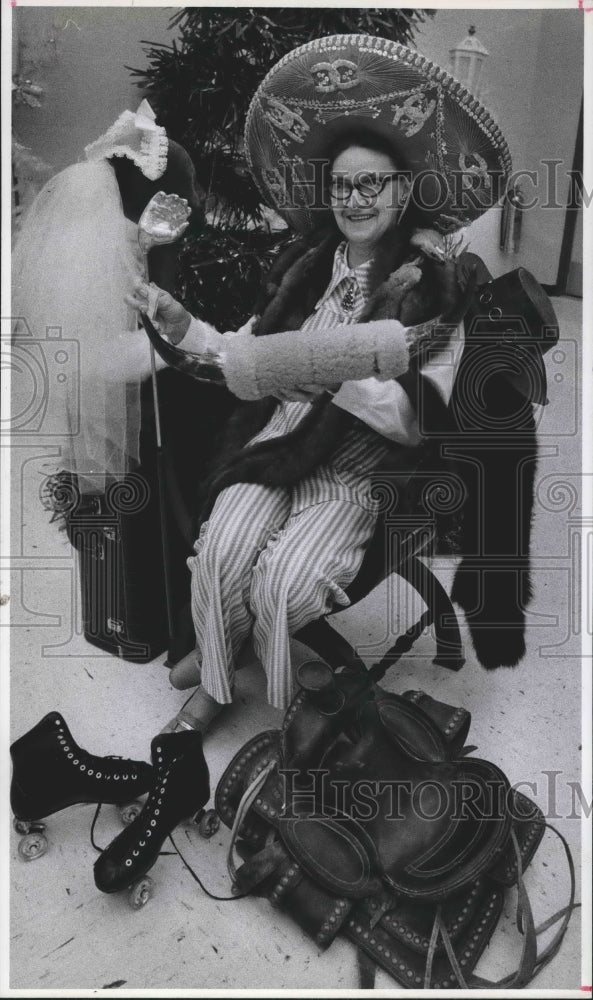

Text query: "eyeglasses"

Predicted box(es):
[328, 171, 407, 203]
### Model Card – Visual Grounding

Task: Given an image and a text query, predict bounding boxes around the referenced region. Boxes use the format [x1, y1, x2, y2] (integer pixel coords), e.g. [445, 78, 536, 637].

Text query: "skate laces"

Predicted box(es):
[91, 739, 248, 900]
[120, 749, 179, 869]
[168, 830, 252, 902]
[53, 716, 142, 783]
[89, 750, 180, 856]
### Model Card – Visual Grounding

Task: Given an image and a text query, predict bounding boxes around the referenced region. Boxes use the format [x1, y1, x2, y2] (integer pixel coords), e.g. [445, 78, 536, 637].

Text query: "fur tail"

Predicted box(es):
[451, 563, 533, 668]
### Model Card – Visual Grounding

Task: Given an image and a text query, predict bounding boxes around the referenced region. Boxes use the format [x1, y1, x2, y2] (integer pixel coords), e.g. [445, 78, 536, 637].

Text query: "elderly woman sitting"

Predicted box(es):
[127, 36, 527, 736]
[129, 130, 465, 734]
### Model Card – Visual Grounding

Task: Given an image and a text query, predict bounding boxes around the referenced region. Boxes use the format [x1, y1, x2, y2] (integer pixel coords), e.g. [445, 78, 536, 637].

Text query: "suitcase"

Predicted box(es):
[59, 369, 235, 663]
[64, 474, 170, 661]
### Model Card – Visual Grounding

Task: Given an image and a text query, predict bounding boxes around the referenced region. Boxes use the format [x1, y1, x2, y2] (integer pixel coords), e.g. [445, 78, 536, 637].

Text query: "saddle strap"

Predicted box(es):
[227, 761, 276, 886]
[352, 824, 576, 990]
[423, 904, 445, 989]
[420, 824, 576, 990]
[357, 947, 378, 990]
[465, 823, 577, 989]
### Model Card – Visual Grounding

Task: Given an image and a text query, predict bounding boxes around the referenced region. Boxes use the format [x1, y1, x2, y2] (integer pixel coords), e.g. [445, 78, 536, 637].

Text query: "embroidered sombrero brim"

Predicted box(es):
[245, 34, 512, 235]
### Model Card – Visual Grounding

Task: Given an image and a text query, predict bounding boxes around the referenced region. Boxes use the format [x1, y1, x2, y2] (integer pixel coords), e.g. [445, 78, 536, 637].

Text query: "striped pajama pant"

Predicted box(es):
[187, 479, 379, 710]
[186, 250, 397, 709]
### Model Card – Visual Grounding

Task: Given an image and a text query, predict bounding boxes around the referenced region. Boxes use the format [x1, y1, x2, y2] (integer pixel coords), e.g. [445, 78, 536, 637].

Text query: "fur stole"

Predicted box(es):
[203, 227, 473, 504]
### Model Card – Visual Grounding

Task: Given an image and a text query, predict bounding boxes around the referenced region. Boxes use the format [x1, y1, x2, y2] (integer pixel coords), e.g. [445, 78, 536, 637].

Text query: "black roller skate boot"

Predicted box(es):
[94, 730, 210, 894]
[11, 712, 154, 860]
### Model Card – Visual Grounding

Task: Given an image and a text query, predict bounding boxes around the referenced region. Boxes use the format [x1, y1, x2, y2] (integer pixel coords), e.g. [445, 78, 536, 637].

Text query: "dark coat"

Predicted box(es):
[201, 226, 541, 671]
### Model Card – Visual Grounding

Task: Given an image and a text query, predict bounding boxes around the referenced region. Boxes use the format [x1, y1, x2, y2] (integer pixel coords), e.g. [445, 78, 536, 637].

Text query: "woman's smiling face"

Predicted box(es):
[330, 144, 410, 261]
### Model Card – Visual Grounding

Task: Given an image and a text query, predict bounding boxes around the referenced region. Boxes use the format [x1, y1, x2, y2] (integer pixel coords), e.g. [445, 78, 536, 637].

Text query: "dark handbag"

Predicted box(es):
[215, 659, 575, 989]
[462, 264, 560, 406]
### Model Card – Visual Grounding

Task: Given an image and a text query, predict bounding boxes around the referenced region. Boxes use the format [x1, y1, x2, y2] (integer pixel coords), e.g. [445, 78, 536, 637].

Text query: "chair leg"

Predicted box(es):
[293, 619, 366, 673]
[394, 556, 465, 672]
[368, 608, 433, 683]
[295, 556, 464, 682]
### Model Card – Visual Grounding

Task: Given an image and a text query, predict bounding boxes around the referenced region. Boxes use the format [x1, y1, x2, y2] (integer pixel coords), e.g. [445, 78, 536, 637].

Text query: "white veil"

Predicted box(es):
[12, 158, 146, 488]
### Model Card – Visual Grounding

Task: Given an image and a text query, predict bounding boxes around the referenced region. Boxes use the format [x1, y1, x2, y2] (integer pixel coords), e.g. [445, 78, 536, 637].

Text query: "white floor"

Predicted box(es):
[6, 297, 586, 992]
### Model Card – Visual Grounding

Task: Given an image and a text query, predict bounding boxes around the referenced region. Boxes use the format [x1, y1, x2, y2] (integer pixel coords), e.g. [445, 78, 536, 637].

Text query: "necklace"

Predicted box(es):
[341, 278, 357, 313]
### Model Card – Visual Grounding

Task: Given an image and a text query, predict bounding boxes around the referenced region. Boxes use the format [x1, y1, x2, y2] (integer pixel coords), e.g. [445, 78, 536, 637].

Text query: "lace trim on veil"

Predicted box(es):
[84, 99, 168, 181]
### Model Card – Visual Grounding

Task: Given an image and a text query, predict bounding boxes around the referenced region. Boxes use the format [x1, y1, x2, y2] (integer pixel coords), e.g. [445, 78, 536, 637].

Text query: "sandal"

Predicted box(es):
[160, 686, 227, 736]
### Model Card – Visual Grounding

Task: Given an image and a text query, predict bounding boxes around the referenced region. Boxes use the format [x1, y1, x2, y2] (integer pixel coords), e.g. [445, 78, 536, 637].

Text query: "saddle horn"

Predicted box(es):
[295, 659, 345, 716]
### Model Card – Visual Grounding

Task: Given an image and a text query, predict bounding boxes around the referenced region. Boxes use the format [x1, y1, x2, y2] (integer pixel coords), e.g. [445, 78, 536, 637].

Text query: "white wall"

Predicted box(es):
[414, 8, 583, 282]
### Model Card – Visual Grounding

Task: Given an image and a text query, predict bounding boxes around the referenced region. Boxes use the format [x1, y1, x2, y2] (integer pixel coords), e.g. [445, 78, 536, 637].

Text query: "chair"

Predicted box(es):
[293, 477, 466, 681]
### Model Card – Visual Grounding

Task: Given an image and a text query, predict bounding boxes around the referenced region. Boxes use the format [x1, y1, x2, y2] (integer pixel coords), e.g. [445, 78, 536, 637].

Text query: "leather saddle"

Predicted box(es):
[215, 659, 574, 989]
[279, 666, 511, 904]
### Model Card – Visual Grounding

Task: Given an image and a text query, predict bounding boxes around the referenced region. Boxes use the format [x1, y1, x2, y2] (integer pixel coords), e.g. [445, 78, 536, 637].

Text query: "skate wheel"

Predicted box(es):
[13, 818, 46, 835]
[128, 876, 153, 909]
[197, 808, 220, 839]
[119, 801, 143, 826]
[14, 818, 32, 835]
[18, 831, 48, 861]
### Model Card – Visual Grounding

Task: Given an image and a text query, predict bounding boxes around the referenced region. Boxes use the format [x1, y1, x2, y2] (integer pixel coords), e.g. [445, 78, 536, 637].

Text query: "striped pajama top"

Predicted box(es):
[247, 241, 397, 512]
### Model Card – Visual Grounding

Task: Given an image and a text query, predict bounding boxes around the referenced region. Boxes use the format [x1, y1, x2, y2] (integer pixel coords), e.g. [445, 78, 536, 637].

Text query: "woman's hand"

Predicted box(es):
[125, 278, 191, 345]
[404, 319, 437, 359]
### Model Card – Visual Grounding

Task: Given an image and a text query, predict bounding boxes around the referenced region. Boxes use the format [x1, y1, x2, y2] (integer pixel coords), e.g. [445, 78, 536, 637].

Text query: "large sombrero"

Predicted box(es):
[245, 34, 512, 235]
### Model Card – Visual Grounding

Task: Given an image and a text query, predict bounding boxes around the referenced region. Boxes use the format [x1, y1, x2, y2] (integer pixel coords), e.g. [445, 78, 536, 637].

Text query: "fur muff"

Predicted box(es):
[223, 319, 412, 400]
[200, 226, 539, 672]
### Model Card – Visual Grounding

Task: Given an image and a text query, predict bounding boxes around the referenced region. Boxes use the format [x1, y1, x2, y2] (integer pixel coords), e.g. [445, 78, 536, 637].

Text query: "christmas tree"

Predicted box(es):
[131, 8, 433, 330]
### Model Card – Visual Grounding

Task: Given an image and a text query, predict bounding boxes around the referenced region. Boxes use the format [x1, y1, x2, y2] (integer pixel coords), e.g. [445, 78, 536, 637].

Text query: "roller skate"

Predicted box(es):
[11, 712, 154, 862]
[94, 730, 216, 907]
